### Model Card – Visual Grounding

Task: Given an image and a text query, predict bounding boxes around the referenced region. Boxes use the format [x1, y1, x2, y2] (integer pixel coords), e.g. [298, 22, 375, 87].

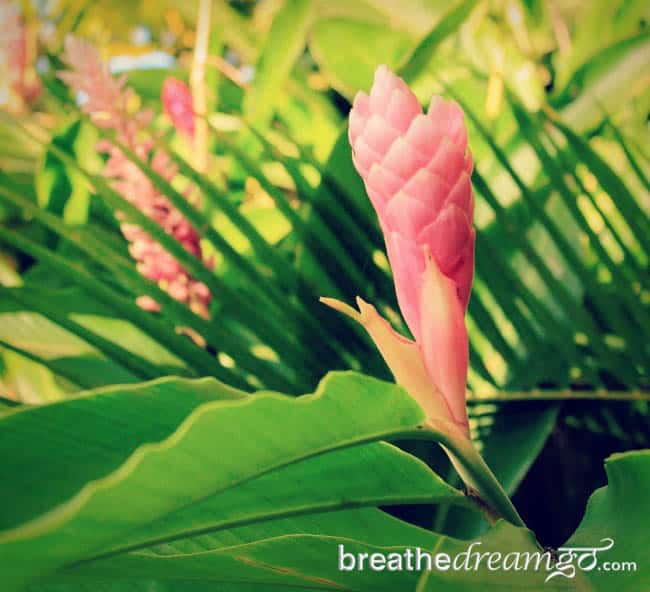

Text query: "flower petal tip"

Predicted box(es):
[319, 297, 361, 322]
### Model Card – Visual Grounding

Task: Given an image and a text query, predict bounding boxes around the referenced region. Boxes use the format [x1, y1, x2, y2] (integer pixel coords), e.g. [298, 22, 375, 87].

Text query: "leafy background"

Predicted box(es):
[0, 0, 648, 590]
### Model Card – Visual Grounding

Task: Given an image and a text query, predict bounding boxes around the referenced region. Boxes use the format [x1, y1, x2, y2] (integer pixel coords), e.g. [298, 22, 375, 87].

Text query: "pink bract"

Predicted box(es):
[162, 77, 195, 139]
[346, 65, 475, 429]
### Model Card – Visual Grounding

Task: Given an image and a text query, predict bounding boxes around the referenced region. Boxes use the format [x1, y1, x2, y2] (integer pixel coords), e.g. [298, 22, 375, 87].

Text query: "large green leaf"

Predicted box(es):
[424, 450, 650, 591]
[0, 376, 240, 530]
[26, 451, 650, 591]
[564, 449, 650, 590]
[46, 509, 450, 592]
[0, 372, 431, 591]
[2, 368, 648, 592]
[54, 524, 564, 591]
[112, 441, 470, 556]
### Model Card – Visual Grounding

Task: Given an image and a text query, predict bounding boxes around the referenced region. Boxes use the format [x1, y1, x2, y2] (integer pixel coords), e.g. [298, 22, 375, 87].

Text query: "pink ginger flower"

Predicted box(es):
[323, 65, 474, 433]
[162, 77, 195, 139]
[58, 35, 211, 319]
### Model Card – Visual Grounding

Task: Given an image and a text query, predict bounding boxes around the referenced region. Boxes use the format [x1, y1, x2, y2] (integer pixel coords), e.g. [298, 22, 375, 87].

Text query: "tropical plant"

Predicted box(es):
[0, 0, 648, 590]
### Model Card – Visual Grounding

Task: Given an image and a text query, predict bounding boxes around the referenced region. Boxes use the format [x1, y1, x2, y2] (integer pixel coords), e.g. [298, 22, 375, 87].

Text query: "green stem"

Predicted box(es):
[427, 419, 525, 527]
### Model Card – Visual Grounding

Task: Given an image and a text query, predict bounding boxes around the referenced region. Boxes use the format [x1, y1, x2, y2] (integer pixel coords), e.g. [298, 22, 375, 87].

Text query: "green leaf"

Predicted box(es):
[425, 450, 650, 590]
[243, 0, 315, 126]
[51, 510, 447, 592]
[0, 179, 297, 392]
[4, 370, 649, 591]
[0, 376, 239, 530]
[363, 0, 457, 36]
[0, 315, 138, 394]
[0, 286, 186, 382]
[564, 449, 650, 591]
[453, 92, 638, 387]
[219, 134, 373, 309]
[0, 346, 70, 403]
[34, 452, 650, 592]
[35, 120, 99, 225]
[606, 118, 650, 193]
[557, 33, 650, 132]
[92, 441, 469, 559]
[553, 0, 648, 93]
[0, 225, 240, 385]
[26, 451, 650, 591]
[0, 286, 164, 382]
[212, 206, 291, 255]
[398, 0, 477, 84]
[309, 18, 414, 98]
[509, 104, 650, 366]
[0, 372, 427, 591]
[551, 119, 650, 254]
[310, 128, 379, 244]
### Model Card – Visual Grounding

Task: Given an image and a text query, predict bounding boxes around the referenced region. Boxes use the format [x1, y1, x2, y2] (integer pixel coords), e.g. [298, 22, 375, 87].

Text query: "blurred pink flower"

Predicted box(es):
[58, 35, 211, 319]
[162, 77, 195, 139]
[58, 36, 153, 141]
[0, 0, 40, 112]
[324, 66, 474, 432]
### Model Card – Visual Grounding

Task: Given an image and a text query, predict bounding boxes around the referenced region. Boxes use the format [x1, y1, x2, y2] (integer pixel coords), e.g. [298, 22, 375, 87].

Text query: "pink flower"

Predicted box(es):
[58, 36, 153, 141]
[161, 77, 195, 139]
[323, 66, 474, 432]
[58, 36, 211, 319]
[0, 0, 40, 113]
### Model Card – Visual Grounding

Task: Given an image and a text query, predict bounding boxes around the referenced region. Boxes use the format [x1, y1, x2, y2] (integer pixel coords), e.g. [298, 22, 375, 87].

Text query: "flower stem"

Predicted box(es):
[191, 0, 212, 172]
[427, 419, 525, 528]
